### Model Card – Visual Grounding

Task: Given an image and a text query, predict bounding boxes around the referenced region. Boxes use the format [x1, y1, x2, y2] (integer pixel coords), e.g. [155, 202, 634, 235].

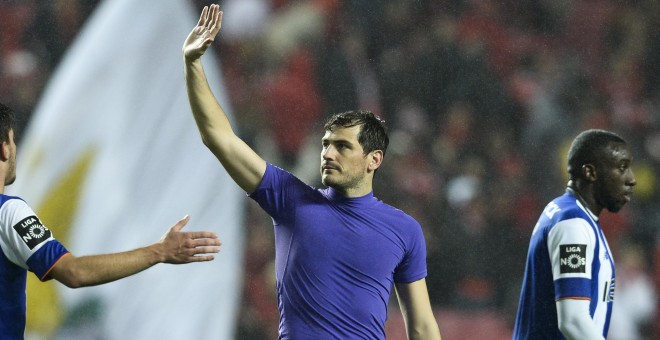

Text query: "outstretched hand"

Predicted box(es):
[157, 215, 222, 264]
[183, 4, 222, 61]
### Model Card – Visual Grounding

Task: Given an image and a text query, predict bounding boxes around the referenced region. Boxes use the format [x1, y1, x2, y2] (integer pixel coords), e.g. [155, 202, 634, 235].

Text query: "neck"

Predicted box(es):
[566, 180, 602, 216]
[333, 185, 372, 198]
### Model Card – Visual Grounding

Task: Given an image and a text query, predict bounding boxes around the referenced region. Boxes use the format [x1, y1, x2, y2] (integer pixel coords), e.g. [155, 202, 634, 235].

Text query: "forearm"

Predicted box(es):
[395, 280, 442, 340]
[556, 299, 605, 339]
[184, 58, 267, 192]
[406, 319, 441, 340]
[52, 244, 162, 288]
[184, 58, 235, 151]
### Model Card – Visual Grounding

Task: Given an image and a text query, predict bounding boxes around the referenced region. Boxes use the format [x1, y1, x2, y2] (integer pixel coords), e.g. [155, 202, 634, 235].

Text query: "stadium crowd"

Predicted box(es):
[1, 0, 658, 338]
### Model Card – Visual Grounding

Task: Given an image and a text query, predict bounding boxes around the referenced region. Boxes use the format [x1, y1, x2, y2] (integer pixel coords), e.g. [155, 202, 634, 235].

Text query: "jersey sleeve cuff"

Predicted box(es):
[26, 240, 70, 280]
[554, 277, 591, 300]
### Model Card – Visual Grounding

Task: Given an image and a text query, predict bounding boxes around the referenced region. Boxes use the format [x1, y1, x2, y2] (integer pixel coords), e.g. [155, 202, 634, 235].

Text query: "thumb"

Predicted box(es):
[203, 38, 215, 48]
[171, 215, 190, 232]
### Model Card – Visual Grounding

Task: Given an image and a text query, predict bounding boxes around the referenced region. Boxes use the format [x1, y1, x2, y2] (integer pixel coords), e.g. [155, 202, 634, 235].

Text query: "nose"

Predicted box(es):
[322, 145, 335, 160]
[627, 168, 637, 187]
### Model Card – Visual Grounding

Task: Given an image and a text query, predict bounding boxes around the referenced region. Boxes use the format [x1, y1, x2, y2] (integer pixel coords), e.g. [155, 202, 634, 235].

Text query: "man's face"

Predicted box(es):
[320, 125, 370, 190]
[593, 143, 636, 213]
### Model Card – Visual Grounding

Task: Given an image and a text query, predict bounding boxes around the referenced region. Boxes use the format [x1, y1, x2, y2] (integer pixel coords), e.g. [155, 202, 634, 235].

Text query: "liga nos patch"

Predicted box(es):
[13, 215, 51, 250]
[559, 244, 587, 274]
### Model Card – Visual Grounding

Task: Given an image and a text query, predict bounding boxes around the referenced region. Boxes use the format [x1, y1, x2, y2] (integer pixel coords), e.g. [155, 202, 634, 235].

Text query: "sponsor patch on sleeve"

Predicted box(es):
[559, 244, 587, 274]
[12, 215, 52, 250]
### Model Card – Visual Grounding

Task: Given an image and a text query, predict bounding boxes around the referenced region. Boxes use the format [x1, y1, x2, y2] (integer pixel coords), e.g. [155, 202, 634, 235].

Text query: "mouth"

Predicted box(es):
[623, 190, 634, 202]
[322, 163, 338, 172]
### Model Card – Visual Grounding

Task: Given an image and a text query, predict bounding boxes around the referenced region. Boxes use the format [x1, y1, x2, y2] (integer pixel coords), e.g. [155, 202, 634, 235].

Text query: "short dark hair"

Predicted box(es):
[0, 103, 16, 143]
[567, 129, 627, 179]
[322, 110, 389, 156]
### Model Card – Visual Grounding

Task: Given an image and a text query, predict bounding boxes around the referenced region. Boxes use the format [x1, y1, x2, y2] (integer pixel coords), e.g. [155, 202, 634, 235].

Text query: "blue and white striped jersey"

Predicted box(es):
[513, 191, 615, 339]
[0, 195, 69, 339]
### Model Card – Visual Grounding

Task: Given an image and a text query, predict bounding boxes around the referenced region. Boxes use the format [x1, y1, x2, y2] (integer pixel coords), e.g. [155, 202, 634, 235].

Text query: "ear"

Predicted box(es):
[582, 164, 597, 182]
[0, 140, 9, 162]
[367, 150, 384, 172]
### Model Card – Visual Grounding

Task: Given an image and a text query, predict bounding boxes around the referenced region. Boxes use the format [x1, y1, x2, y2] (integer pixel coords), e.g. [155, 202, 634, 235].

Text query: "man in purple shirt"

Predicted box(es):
[183, 4, 441, 339]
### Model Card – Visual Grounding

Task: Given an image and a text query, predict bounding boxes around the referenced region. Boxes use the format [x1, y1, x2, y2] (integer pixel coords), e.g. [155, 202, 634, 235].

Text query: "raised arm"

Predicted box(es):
[48, 215, 221, 288]
[183, 4, 266, 193]
[395, 278, 442, 340]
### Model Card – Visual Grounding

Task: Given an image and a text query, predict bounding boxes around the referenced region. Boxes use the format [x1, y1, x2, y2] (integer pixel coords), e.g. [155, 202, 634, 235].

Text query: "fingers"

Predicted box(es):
[171, 215, 190, 232]
[209, 10, 223, 35]
[197, 6, 208, 27]
[165, 215, 222, 263]
[187, 254, 216, 262]
[181, 234, 221, 254]
[199, 4, 220, 28]
[193, 245, 221, 254]
[180, 243, 221, 263]
[202, 4, 221, 32]
[189, 236, 222, 247]
[183, 244, 221, 256]
[196, 4, 217, 27]
[183, 230, 219, 239]
[204, 5, 216, 25]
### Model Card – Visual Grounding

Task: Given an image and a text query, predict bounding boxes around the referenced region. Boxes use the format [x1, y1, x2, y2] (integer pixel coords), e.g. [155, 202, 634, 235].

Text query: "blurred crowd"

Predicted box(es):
[2, 0, 659, 339]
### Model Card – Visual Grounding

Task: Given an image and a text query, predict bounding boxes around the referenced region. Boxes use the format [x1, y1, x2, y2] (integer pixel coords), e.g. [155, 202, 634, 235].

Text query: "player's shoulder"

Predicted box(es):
[0, 194, 27, 210]
[260, 162, 318, 196]
[375, 199, 421, 227]
[543, 193, 588, 222]
[0, 195, 32, 234]
[541, 194, 597, 240]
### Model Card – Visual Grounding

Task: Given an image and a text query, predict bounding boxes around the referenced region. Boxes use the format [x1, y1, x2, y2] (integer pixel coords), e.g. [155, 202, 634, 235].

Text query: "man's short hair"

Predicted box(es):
[323, 110, 389, 156]
[0, 103, 15, 143]
[567, 129, 627, 179]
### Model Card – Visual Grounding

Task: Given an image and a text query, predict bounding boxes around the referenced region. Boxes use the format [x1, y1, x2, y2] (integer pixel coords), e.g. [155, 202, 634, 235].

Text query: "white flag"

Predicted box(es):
[10, 0, 244, 339]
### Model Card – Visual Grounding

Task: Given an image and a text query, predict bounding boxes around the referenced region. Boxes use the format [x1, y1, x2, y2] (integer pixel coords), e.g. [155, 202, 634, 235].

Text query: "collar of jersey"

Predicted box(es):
[324, 187, 376, 206]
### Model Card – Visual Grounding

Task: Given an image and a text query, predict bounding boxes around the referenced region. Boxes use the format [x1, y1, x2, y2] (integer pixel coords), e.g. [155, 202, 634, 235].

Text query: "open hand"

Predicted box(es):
[158, 215, 222, 264]
[183, 4, 223, 61]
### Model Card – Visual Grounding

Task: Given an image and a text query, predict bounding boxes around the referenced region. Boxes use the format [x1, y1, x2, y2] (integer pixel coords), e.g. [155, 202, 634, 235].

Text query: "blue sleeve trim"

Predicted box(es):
[26, 240, 69, 280]
[554, 277, 591, 300]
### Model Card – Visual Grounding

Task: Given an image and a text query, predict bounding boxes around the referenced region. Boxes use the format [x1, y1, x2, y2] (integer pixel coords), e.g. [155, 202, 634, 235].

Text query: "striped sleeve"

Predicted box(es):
[0, 197, 69, 279]
[547, 217, 596, 300]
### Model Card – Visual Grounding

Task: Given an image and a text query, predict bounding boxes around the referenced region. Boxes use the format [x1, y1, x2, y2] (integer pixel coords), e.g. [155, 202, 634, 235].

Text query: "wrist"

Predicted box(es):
[183, 54, 203, 65]
[147, 242, 166, 264]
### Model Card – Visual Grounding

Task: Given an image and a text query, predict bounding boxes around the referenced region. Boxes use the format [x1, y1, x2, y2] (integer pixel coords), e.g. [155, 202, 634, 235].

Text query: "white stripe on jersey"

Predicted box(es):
[0, 198, 55, 269]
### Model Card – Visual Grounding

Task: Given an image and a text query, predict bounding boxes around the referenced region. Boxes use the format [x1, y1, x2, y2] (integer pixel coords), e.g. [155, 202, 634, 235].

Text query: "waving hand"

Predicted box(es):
[183, 4, 222, 61]
[183, 3, 267, 193]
